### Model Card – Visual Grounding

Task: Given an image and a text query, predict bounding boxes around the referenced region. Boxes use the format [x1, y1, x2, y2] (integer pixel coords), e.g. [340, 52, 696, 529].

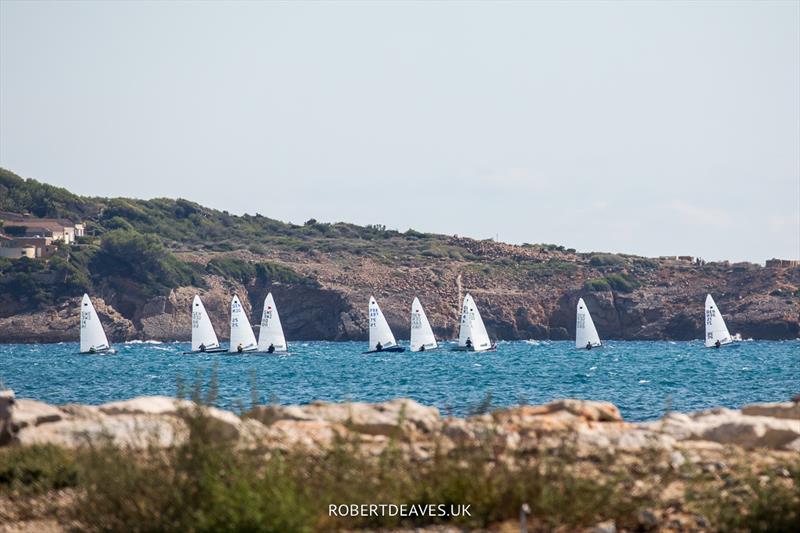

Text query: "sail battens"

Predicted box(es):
[368, 296, 398, 351]
[705, 294, 733, 348]
[575, 298, 601, 349]
[80, 294, 111, 353]
[191, 295, 220, 351]
[257, 293, 287, 352]
[410, 297, 437, 351]
[229, 295, 257, 352]
[457, 293, 492, 352]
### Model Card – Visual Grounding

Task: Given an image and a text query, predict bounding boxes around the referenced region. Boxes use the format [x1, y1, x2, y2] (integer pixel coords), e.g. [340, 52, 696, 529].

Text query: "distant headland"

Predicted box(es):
[1, 167, 798, 344]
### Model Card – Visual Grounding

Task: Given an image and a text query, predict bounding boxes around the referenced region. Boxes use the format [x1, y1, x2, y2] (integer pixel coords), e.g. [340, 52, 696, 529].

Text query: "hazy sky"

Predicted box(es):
[1, 1, 798, 262]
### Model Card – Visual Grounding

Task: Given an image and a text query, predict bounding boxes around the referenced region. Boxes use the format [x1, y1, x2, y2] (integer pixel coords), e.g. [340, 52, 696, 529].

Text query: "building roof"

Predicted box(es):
[2, 219, 75, 232]
[0, 210, 28, 221]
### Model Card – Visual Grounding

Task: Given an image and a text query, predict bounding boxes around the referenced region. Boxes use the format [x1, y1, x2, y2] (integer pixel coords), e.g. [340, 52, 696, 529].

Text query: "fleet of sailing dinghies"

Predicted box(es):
[257, 292, 287, 353]
[410, 297, 438, 352]
[188, 295, 224, 353]
[704, 294, 739, 348]
[77, 291, 743, 354]
[454, 293, 496, 352]
[575, 298, 602, 350]
[229, 295, 258, 353]
[365, 296, 405, 353]
[79, 294, 113, 354]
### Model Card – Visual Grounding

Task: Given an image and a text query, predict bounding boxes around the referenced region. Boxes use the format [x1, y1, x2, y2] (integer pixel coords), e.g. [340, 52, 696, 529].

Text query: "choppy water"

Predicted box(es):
[0, 340, 797, 421]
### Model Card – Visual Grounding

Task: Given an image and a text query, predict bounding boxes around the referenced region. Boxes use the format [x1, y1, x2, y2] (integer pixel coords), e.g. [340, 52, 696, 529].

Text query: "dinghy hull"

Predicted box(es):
[182, 347, 228, 355]
[363, 346, 405, 354]
[450, 344, 497, 352]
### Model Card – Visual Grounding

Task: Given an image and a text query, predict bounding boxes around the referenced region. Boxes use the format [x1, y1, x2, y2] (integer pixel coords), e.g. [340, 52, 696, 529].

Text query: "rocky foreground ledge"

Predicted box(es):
[2, 390, 799, 454]
[1, 391, 799, 532]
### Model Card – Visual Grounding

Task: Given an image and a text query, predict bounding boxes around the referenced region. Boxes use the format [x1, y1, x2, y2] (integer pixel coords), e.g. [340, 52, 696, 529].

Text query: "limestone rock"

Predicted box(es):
[16, 414, 186, 449]
[645, 407, 800, 451]
[741, 401, 800, 420]
[0, 389, 16, 445]
[248, 398, 440, 440]
[11, 399, 64, 429]
[99, 396, 244, 440]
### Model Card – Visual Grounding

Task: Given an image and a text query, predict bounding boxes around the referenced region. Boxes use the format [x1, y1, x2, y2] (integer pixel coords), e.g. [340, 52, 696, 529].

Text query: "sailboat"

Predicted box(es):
[575, 297, 602, 350]
[257, 292, 287, 353]
[229, 295, 257, 353]
[185, 295, 226, 353]
[364, 296, 405, 353]
[79, 294, 114, 354]
[410, 297, 438, 352]
[453, 293, 496, 352]
[705, 294, 737, 348]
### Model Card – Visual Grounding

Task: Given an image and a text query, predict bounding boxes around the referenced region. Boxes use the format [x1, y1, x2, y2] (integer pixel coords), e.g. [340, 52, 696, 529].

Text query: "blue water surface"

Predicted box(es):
[0, 340, 797, 421]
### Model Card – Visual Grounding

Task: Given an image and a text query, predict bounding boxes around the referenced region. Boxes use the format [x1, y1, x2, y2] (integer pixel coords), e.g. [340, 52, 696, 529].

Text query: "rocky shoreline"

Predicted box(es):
[1, 246, 798, 345]
[1, 390, 798, 531]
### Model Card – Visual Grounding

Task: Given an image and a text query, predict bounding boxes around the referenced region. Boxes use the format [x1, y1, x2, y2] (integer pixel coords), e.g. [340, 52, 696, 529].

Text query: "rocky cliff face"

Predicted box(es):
[0, 240, 798, 343]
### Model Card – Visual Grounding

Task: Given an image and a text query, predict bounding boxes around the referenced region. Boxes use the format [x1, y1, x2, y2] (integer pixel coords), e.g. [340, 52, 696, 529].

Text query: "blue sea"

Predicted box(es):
[0, 340, 797, 421]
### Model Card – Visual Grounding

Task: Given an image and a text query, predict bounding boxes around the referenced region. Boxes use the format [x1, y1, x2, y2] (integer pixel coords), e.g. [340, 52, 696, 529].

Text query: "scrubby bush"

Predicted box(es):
[584, 278, 611, 292]
[90, 229, 198, 295]
[589, 254, 626, 267]
[604, 273, 640, 293]
[206, 257, 256, 283]
[0, 445, 78, 495]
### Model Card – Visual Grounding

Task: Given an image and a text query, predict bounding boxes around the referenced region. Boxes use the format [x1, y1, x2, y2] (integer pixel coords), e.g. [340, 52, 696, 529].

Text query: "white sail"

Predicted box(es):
[229, 295, 257, 352]
[80, 294, 110, 353]
[575, 297, 601, 349]
[410, 297, 437, 352]
[257, 292, 287, 352]
[368, 296, 397, 350]
[191, 295, 220, 351]
[458, 293, 492, 352]
[705, 294, 732, 347]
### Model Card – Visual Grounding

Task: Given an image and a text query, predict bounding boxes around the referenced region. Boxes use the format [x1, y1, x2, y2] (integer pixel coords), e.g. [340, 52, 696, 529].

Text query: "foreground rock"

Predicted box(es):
[3, 391, 798, 456]
[2, 391, 798, 533]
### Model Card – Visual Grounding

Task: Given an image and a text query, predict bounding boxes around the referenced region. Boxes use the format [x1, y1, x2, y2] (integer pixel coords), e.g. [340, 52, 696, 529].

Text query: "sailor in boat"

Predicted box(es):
[267, 343, 275, 354]
[586, 342, 593, 350]
[714, 340, 721, 349]
[465, 338, 473, 350]
[89, 347, 97, 354]
[237, 343, 244, 353]
[376, 342, 383, 352]
[419, 345, 426, 352]
[199, 343, 206, 353]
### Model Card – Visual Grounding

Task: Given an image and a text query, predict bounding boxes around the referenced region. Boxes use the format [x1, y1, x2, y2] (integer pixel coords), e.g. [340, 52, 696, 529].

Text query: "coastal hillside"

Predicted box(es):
[1, 167, 798, 343]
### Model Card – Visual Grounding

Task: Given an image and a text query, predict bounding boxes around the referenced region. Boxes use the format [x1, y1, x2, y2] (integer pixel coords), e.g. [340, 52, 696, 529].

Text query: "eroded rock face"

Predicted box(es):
[0, 297, 135, 344]
[1, 248, 798, 343]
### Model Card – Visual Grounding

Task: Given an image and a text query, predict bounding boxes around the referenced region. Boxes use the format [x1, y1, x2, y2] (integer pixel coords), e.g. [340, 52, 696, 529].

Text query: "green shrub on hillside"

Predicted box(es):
[0, 168, 94, 220]
[255, 262, 316, 286]
[0, 247, 93, 307]
[589, 254, 626, 267]
[90, 229, 199, 296]
[584, 278, 612, 292]
[604, 274, 640, 293]
[584, 274, 639, 293]
[204, 257, 316, 287]
[206, 257, 256, 283]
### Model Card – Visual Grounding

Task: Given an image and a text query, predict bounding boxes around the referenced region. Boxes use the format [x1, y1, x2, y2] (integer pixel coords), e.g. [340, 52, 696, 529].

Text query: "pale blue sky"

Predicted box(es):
[1, 0, 798, 262]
